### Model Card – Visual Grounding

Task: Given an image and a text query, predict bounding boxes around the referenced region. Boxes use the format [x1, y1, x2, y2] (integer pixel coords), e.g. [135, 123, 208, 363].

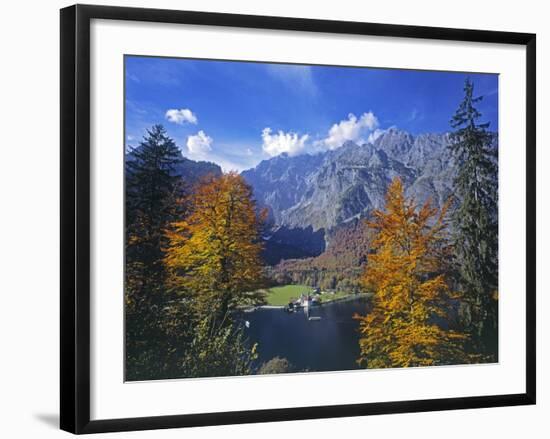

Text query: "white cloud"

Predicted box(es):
[320, 112, 379, 149]
[259, 112, 383, 159]
[187, 130, 213, 156]
[261, 128, 310, 157]
[367, 128, 386, 144]
[165, 108, 198, 125]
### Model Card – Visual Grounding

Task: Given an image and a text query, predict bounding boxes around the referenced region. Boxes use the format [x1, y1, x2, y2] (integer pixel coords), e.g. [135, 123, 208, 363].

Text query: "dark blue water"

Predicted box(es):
[239, 298, 370, 373]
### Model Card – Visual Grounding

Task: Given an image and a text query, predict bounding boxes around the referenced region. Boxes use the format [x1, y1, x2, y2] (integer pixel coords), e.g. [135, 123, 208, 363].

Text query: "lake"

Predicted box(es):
[238, 297, 371, 373]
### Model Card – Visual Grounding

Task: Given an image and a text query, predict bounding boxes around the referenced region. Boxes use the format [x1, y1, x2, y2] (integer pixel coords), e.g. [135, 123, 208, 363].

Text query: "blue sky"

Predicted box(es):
[125, 56, 498, 172]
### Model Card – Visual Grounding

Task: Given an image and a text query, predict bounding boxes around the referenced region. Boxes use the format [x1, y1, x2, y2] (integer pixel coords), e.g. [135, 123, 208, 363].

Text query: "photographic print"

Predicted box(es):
[124, 56, 499, 381]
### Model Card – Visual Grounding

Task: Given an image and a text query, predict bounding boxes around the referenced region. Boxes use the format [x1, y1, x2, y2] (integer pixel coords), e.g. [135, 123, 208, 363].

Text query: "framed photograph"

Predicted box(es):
[60, 4, 536, 434]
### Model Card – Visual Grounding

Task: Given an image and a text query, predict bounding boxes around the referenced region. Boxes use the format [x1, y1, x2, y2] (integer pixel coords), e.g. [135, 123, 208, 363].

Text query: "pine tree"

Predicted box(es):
[126, 124, 185, 278]
[355, 178, 468, 368]
[125, 124, 185, 379]
[165, 173, 266, 322]
[448, 79, 498, 353]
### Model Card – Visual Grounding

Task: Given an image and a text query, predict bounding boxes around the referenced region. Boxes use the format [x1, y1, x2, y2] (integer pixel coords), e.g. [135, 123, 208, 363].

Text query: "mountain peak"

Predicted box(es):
[240, 129, 492, 260]
[374, 128, 415, 161]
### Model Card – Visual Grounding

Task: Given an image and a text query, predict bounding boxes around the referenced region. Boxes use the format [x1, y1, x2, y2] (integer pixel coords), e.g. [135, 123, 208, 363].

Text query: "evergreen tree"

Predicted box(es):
[448, 79, 498, 354]
[125, 124, 185, 379]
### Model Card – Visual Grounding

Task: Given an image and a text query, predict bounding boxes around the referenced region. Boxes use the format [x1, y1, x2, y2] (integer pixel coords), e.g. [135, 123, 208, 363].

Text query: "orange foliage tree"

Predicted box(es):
[165, 173, 266, 320]
[355, 177, 468, 368]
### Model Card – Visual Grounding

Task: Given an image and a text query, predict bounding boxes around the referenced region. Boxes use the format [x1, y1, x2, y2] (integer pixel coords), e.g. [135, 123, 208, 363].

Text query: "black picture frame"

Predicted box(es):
[60, 4, 536, 434]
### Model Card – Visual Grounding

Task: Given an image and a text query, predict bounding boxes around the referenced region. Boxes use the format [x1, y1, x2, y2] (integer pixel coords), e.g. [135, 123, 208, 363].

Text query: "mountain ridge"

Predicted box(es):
[243, 128, 454, 231]
[242, 127, 496, 263]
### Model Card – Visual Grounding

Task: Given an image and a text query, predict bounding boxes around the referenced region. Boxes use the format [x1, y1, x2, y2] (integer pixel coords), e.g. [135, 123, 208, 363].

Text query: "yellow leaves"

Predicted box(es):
[356, 177, 468, 369]
[164, 173, 265, 317]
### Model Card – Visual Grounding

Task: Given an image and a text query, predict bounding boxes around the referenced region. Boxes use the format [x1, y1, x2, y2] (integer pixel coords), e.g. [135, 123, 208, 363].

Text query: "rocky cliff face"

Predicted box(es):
[282, 141, 417, 231]
[240, 152, 324, 224]
[243, 128, 458, 231]
[242, 127, 495, 261]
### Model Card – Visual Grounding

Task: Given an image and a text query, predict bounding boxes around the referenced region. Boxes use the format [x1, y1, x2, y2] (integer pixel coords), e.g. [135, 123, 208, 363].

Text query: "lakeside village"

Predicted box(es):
[242, 285, 370, 322]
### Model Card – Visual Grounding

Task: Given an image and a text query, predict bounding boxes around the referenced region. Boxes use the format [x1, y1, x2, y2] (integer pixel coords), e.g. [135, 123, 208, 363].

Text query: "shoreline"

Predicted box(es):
[243, 292, 372, 312]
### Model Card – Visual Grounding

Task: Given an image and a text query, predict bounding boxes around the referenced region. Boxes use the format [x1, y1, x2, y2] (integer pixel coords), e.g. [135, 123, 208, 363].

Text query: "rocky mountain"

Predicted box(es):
[242, 128, 492, 262]
[241, 152, 325, 224]
[282, 140, 417, 231]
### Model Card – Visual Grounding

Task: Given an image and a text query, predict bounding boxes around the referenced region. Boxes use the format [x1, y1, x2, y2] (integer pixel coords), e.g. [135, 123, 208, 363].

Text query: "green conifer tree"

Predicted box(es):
[449, 79, 498, 356]
[125, 124, 185, 379]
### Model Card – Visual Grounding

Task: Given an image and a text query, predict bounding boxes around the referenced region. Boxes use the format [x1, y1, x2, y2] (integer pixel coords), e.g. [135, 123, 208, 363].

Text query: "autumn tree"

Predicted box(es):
[448, 78, 498, 352]
[355, 178, 468, 368]
[268, 220, 371, 292]
[165, 173, 266, 322]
